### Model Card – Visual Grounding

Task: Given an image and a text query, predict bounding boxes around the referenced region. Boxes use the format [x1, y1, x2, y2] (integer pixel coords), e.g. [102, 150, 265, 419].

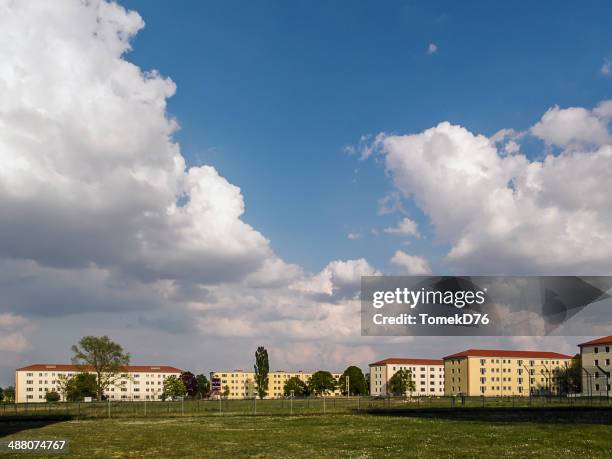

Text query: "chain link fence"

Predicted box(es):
[1, 395, 611, 420]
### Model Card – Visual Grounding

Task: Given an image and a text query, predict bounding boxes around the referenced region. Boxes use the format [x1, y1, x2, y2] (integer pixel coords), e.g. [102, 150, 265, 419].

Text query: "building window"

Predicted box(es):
[595, 347, 599, 354]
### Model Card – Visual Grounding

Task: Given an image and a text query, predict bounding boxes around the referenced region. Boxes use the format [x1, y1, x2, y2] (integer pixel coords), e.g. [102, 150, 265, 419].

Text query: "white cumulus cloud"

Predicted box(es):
[369, 102, 612, 275]
[390, 250, 431, 275]
[384, 217, 420, 237]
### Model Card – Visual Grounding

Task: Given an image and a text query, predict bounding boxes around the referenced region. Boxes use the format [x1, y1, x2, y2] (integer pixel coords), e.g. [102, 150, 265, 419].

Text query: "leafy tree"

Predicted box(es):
[254, 346, 269, 399]
[222, 385, 230, 398]
[196, 374, 210, 399]
[71, 335, 130, 401]
[0, 387, 3, 401]
[338, 366, 368, 395]
[56, 375, 70, 401]
[180, 371, 198, 398]
[162, 376, 186, 400]
[387, 369, 415, 396]
[557, 354, 582, 395]
[64, 373, 97, 401]
[365, 373, 371, 395]
[45, 391, 61, 402]
[308, 371, 337, 395]
[283, 376, 309, 396]
[3, 386, 15, 402]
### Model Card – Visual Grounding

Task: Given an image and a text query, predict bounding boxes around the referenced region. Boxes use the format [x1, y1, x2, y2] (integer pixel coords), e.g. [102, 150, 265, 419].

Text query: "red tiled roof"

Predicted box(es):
[15, 364, 182, 373]
[369, 358, 444, 367]
[578, 336, 612, 347]
[442, 349, 573, 360]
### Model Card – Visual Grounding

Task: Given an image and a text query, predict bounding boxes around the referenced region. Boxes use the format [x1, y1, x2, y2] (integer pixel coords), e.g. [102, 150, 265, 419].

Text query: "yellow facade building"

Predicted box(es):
[579, 335, 612, 397]
[209, 370, 342, 399]
[443, 349, 573, 397]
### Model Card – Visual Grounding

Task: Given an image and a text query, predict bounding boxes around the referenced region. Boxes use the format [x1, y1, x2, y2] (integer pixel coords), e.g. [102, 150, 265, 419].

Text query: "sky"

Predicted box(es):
[1, 0, 612, 386]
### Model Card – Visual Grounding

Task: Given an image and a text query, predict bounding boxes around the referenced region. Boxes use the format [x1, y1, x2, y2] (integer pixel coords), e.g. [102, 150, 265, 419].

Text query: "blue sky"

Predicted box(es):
[122, 0, 612, 273]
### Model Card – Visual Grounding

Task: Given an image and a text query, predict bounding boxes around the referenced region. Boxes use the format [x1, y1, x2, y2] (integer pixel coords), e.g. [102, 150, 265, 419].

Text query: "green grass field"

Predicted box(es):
[2, 408, 612, 458]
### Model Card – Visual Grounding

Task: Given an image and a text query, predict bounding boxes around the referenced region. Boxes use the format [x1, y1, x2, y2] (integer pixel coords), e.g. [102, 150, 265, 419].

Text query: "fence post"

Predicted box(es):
[357, 395, 360, 412]
[219, 397, 222, 414]
[323, 395, 326, 414]
[77, 402, 80, 420]
[254, 397, 257, 415]
[107, 399, 110, 419]
[144, 398, 147, 417]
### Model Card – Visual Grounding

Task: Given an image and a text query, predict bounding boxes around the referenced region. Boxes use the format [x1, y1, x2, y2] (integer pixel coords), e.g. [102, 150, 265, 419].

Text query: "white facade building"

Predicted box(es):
[369, 358, 445, 396]
[15, 364, 182, 403]
[579, 336, 612, 397]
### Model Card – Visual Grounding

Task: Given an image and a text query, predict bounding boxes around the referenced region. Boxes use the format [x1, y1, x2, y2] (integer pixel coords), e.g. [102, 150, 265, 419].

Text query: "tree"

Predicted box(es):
[557, 354, 582, 395]
[365, 373, 371, 395]
[338, 366, 368, 395]
[45, 391, 61, 402]
[71, 335, 130, 401]
[254, 346, 269, 399]
[222, 385, 230, 398]
[308, 371, 337, 396]
[3, 386, 15, 402]
[64, 373, 97, 402]
[180, 371, 198, 398]
[56, 375, 70, 401]
[162, 375, 186, 400]
[283, 376, 309, 396]
[196, 374, 210, 399]
[0, 387, 3, 402]
[387, 369, 415, 396]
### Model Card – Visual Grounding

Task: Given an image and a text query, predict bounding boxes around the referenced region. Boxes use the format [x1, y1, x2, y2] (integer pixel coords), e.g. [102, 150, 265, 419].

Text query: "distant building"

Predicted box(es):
[368, 358, 445, 396]
[15, 364, 182, 403]
[578, 335, 612, 397]
[209, 370, 342, 399]
[442, 349, 573, 397]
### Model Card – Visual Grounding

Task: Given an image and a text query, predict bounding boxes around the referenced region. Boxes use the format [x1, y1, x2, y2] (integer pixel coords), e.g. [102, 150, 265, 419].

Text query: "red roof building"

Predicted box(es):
[442, 349, 573, 360]
[16, 364, 182, 373]
[369, 358, 443, 367]
[577, 336, 612, 347]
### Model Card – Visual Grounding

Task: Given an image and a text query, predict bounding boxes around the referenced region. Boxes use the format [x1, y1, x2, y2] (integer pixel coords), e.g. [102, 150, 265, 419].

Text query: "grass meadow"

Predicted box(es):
[2, 404, 612, 457]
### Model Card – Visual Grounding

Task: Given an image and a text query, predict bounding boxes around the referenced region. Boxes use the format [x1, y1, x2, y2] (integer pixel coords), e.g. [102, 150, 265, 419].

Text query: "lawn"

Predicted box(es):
[1, 409, 612, 458]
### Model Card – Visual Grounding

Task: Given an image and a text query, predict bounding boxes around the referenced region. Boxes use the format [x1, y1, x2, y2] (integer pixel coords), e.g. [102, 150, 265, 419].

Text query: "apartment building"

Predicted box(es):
[443, 349, 573, 397]
[15, 364, 182, 403]
[209, 370, 342, 399]
[579, 335, 612, 397]
[369, 358, 445, 396]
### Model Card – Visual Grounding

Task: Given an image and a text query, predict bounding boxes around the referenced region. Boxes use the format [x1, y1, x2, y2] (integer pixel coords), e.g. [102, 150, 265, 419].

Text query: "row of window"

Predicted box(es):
[25, 372, 172, 378]
[391, 366, 443, 372]
[479, 386, 526, 393]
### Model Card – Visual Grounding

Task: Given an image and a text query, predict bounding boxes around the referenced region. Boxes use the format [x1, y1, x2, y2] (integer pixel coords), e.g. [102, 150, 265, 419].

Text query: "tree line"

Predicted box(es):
[247, 346, 370, 398]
